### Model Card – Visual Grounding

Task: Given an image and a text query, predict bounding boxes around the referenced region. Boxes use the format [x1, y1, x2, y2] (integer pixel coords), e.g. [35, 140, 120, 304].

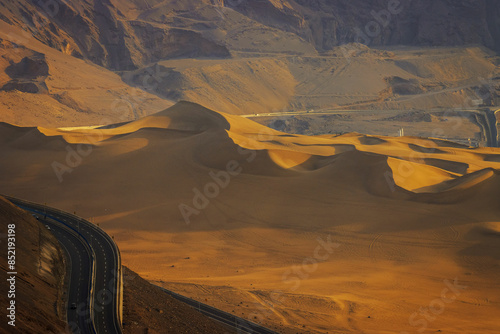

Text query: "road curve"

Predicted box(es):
[45, 212, 95, 333]
[7, 196, 279, 334]
[5, 196, 123, 334]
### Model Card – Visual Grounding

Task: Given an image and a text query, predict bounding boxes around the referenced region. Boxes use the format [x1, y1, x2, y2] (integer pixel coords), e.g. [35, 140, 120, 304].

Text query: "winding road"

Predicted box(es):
[5, 196, 123, 334]
[6, 196, 279, 334]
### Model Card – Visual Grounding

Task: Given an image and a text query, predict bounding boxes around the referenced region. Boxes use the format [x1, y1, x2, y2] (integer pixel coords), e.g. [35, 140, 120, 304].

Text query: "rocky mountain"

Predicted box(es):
[228, 0, 500, 52]
[0, 19, 173, 127]
[0, 0, 499, 124]
[1, 0, 498, 72]
[0, 0, 231, 70]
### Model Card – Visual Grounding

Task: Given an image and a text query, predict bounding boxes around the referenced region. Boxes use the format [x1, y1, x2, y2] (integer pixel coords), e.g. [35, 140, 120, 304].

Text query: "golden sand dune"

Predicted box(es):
[1, 101, 500, 333]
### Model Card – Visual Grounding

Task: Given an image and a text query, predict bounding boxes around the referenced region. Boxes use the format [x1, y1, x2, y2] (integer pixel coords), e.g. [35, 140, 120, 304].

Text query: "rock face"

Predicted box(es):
[1, 0, 498, 72]
[0, 0, 231, 70]
[2, 54, 49, 93]
[0, 23, 174, 127]
[130, 23, 231, 62]
[230, 0, 500, 52]
[5, 55, 49, 79]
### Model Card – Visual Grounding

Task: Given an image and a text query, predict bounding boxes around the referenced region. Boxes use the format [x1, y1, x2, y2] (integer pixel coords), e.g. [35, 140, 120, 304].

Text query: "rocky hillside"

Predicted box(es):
[229, 0, 500, 52]
[0, 196, 67, 333]
[0, 195, 238, 333]
[0, 0, 231, 70]
[0, 0, 499, 124]
[1, 0, 498, 71]
[122, 266, 235, 334]
[0, 19, 173, 127]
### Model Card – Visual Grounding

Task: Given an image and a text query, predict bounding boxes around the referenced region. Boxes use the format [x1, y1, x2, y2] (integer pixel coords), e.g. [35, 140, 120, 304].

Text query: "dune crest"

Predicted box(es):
[3, 101, 500, 196]
[5, 94, 499, 197]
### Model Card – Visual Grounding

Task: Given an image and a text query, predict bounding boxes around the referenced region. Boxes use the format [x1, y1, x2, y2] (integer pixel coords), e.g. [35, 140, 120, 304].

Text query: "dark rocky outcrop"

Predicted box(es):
[230, 0, 500, 52]
[0, 0, 231, 70]
[1, 54, 49, 93]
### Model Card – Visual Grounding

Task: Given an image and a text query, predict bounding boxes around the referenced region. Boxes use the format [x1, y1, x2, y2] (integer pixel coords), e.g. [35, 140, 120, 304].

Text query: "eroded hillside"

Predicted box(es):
[0, 196, 67, 333]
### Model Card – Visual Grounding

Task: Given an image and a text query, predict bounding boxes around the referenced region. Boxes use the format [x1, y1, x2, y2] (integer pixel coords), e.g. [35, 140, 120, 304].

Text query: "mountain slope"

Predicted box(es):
[123, 46, 499, 115]
[2, 0, 499, 70]
[0, 20, 173, 127]
[122, 266, 236, 334]
[0, 0, 231, 70]
[227, 0, 500, 52]
[0, 196, 67, 334]
[1, 0, 499, 123]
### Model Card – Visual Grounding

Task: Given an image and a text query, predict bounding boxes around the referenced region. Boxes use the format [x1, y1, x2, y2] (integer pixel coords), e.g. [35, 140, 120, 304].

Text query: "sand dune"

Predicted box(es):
[1, 101, 500, 333]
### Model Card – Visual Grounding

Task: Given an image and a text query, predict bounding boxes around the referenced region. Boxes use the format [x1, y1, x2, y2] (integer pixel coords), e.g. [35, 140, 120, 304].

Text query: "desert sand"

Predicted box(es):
[1, 101, 500, 333]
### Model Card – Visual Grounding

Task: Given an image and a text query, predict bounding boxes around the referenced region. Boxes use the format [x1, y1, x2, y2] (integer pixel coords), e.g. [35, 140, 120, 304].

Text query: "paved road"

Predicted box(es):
[242, 106, 500, 119]
[8, 196, 279, 334]
[44, 216, 95, 333]
[6, 197, 123, 334]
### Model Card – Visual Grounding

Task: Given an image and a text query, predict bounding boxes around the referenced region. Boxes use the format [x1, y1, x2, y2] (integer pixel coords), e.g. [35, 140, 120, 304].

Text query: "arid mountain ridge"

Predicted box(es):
[0, 0, 499, 130]
[232, 0, 500, 53]
[1, 0, 499, 71]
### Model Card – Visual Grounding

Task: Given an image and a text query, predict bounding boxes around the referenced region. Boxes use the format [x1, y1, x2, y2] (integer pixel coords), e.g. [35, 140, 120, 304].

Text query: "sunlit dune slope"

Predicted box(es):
[1, 101, 500, 333]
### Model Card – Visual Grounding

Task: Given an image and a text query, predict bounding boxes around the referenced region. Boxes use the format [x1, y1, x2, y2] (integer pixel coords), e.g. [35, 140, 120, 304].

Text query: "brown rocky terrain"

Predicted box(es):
[228, 0, 500, 52]
[0, 0, 231, 70]
[122, 266, 235, 334]
[0, 196, 67, 334]
[122, 45, 500, 116]
[3, 0, 499, 70]
[0, 20, 173, 127]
